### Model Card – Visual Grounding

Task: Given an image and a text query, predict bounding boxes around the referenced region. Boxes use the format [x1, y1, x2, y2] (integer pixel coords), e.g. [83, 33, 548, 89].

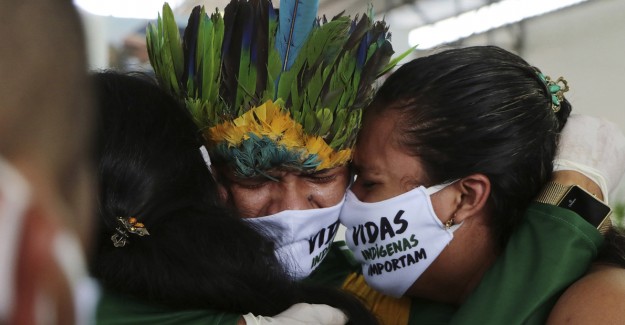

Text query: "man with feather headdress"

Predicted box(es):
[148, 0, 415, 323]
[0, 0, 96, 323]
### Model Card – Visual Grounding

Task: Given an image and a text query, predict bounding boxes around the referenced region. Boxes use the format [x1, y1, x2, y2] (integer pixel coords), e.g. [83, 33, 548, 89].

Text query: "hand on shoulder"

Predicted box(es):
[241, 303, 347, 325]
[547, 264, 625, 324]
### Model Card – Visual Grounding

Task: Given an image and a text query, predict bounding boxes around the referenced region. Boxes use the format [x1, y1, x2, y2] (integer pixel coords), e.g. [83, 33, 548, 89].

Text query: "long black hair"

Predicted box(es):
[367, 46, 571, 248]
[90, 72, 378, 324]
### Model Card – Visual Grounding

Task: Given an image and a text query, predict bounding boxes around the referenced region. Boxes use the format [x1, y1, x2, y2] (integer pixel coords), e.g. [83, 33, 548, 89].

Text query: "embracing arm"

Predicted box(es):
[546, 115, 625, 324]
[547, 264, 625, 324]
[551, 114, 625, 202]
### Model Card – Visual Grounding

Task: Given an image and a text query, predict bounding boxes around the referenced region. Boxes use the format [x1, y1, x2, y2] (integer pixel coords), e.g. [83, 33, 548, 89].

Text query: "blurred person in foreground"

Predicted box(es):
[0, 0, 96, 324]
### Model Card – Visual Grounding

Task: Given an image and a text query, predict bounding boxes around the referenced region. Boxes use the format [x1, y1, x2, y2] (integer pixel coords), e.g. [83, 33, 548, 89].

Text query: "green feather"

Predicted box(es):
[288, 17, 354, 135]
[264, 10, 281, 102]
[194, 7, 208, 99]
[162, 4, 184, 91]
[208, 11, 225, 124]
[343, 109, 362, 149]
[195, 9, 225, 126]
[146, 23, 162, 84]
[235, 7, 257, 112]
[148, 2, 409, 173]
[331, 108, 347, 135]
[378, 46, 416, 77]
[316, 107, 333, 136]
[186, 98, 207, 129]
[303, 105, 316, 132]
[146, 5, 182, 96]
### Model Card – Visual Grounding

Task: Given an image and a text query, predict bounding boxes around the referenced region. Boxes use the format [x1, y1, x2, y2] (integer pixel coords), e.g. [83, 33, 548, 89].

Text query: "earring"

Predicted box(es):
[444, 218, 454, 230]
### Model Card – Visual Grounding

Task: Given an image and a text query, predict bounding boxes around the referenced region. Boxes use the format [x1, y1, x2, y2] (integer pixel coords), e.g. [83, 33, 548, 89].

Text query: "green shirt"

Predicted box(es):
[97, 291, 240, 325]
[407, 203, 604, 324]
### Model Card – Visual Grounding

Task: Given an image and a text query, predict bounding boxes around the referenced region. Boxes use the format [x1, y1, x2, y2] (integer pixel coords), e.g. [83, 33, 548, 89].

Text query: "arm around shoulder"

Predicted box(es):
[547, 264, 625, 324]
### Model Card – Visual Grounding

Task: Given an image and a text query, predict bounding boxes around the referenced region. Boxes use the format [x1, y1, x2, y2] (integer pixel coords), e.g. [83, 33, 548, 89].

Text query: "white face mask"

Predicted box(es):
[244, 198, 345, 280]
[0, 156, 31, 320]
[339, 183, 461, 297]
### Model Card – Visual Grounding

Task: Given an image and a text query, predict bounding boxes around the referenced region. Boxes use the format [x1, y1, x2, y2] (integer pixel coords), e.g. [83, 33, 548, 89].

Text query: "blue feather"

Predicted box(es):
[215, 133, 316, 178]
[275, 0, 319, 71]
[356, 30, 370, 68]
[182, 6, 201, 93]
[242, 16, 253, 54]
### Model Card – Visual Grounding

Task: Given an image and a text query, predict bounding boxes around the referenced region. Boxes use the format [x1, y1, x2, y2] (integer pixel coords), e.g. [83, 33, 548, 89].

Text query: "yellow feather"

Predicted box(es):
[208, 99, 352, 169]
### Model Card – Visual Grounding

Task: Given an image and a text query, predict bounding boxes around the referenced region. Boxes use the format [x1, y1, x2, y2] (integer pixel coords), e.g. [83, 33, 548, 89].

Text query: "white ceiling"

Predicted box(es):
[173, 0, 495, 33]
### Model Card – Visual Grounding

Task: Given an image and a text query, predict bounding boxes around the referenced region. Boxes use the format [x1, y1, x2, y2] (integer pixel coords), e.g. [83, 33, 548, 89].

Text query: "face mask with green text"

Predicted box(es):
[340, 183, 461, 297]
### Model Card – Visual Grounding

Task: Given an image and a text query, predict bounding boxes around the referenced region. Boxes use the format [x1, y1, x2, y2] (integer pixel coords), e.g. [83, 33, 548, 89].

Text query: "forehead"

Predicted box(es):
[221, 164, 350, 179]
[354, 111, 428, 183]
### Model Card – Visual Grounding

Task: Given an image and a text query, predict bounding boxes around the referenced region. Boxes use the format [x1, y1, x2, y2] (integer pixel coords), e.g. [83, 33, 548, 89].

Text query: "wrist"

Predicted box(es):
[536, 180, 612, 234]
[551, 170, 604, 201]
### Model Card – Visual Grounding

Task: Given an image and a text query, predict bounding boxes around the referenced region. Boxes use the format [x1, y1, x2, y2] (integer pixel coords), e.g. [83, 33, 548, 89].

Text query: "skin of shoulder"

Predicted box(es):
[547, 264, 625, 324]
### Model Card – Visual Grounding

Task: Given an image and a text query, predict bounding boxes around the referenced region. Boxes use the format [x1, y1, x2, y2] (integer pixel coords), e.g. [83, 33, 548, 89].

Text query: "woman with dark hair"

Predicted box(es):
[339, 46, 625, 323]
[91, 72, 379, 325]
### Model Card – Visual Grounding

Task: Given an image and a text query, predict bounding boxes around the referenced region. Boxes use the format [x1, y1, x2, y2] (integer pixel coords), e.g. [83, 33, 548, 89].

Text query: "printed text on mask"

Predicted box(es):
[309, 220, 340, 268]
[350, 210, 428, 275]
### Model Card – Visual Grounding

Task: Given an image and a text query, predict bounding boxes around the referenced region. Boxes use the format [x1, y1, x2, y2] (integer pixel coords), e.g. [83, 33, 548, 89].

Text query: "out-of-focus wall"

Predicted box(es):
[392, 0, 625, 205]
[523, 0, 625, 205]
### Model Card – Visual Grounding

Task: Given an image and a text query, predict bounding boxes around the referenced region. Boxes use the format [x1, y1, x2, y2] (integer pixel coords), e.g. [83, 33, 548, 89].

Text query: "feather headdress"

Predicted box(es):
[147, 0, 411, 177]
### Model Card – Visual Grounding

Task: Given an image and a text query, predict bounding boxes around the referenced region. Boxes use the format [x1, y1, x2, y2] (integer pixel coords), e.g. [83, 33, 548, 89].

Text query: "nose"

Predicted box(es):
[265, 179, 314, 215]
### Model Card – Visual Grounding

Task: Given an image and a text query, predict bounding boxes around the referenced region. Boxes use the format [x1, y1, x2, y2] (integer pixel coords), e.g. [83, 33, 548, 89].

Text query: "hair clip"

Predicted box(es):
[537, 73, 570, 113]
[111, 217, 150, 248]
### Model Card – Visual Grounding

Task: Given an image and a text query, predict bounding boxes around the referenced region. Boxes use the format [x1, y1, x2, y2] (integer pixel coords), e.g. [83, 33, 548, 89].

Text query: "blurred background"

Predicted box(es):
[74, 0, 625, 220]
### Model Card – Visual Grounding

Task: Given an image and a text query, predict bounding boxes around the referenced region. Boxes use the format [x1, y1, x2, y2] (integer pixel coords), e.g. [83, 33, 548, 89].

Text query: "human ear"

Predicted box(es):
[208, 165, 230, 204]
[216, 183, 229, 204]
[452, 174, 490, 223]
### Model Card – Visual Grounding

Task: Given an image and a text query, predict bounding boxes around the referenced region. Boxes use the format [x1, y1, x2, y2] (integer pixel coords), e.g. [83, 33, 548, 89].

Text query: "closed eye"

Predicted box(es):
[305, 170, 337, 184]
[361, 180, 377, 188]
[353, 177, 378, 189]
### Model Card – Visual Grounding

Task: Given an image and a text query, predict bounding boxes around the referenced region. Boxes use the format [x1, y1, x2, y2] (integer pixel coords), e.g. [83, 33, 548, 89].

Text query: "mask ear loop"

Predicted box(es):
[199, 145, 212, 173]
[425, 179, 464, 232]
[200, 145, 229, 185]
[425, 179, 460, 195]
